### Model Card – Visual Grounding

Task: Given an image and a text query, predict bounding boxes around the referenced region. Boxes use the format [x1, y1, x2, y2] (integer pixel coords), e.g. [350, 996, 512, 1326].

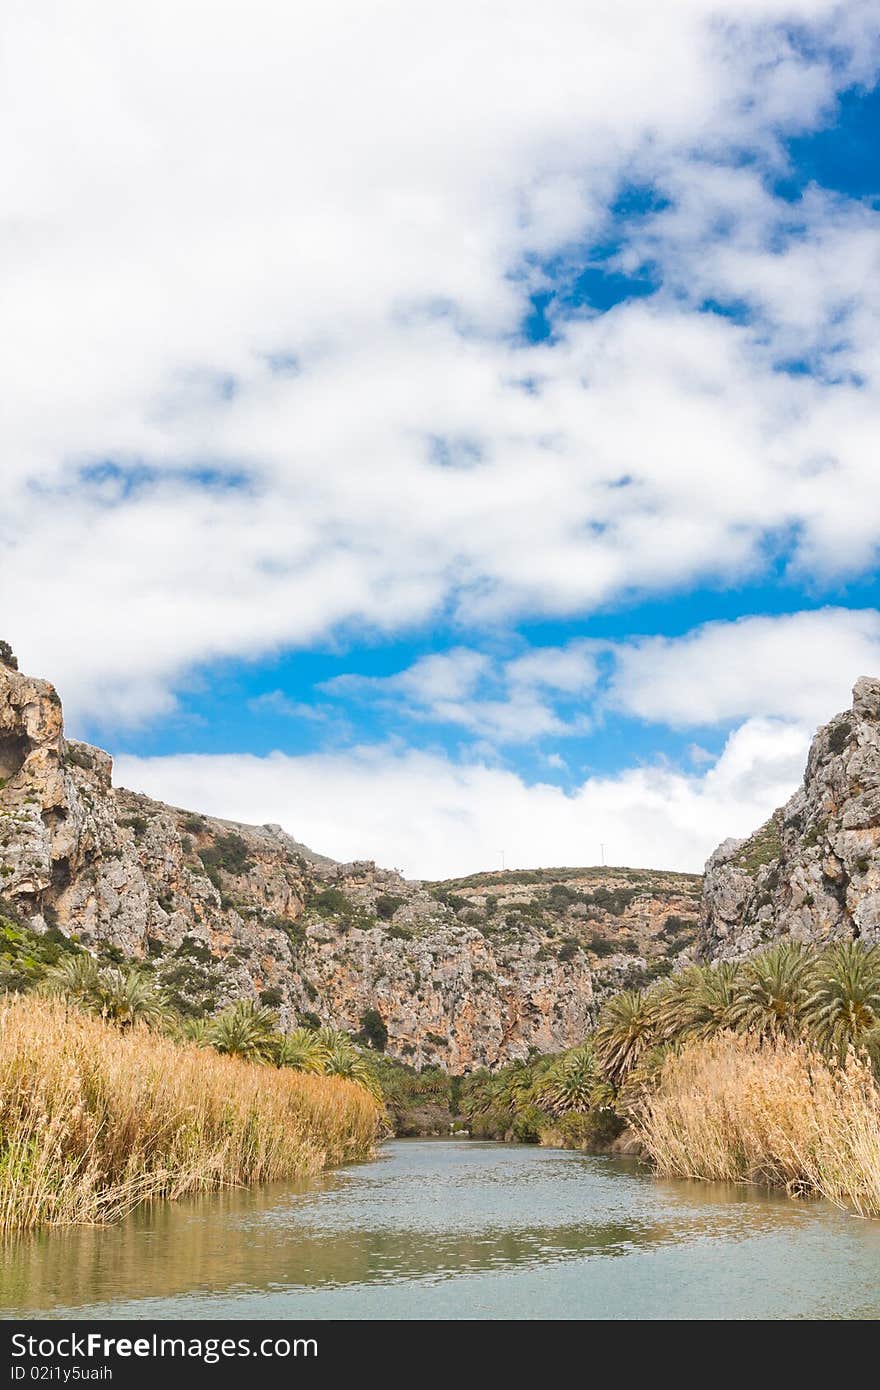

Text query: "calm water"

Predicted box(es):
[3, 1140, 880, 1320]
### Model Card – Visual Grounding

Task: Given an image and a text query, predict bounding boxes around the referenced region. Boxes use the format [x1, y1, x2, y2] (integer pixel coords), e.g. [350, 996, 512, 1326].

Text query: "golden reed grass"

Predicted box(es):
[0, 994, 382, 1230]
[635, 1031, 880, 1216]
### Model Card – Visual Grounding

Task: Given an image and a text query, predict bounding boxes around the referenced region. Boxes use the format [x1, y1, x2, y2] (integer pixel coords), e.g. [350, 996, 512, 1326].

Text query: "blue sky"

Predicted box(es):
[4, 3, 880, 876]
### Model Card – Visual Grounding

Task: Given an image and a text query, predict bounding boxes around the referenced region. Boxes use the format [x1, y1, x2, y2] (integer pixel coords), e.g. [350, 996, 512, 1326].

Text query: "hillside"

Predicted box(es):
[0, 649, 699, 1070]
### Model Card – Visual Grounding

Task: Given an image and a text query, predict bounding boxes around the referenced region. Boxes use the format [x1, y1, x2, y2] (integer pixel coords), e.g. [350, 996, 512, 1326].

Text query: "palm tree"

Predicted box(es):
[616, 1042, 672, 1112]
[803, 941, 880, 1061]
[93, 966, 172, 1029]
[594, 989, 660, 1087]
[729, 941, 812, 1038]
[700, 960, 744, 1035]
[209, 999, 278, 1060]
[862, 1024, 880, 1078]
[316, 1025, 351, 1051]
[317, 1028, 382, 1097]
[492, 1058, 535, 1114]
[459, 1067, 498, 1118]
[275, 1027, 330, 1073]
[538, 1044, 601, 1115]
[43, 956, 171, 1029]
[42, 952, 103, 1008]
[659, 962, 741, 1041]
[178, 1015, 212, 1046]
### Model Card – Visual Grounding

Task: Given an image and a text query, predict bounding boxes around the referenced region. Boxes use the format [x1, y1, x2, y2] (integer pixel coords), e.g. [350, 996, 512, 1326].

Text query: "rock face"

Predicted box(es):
[0, 653, 700, 1069]
[700, 677, 880, 960]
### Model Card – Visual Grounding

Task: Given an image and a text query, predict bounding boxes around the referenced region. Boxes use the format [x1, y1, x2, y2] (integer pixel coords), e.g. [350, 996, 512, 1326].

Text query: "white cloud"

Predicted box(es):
[608, 607, 880, 727]
[313, 608, 880, 748]
[326, 649, 490, 705]
[248, 691, 328, 721]
[506, 641, 602, 693]
[545, 752, 568, 770]
[3, 5, 880, 721]
[322, 644, 598, 743]
[114, 714, 809, 879]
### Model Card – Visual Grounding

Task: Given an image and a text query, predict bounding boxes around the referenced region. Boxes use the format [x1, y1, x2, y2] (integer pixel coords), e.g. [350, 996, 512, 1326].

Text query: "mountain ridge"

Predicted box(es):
[0, 649, 698, 1069]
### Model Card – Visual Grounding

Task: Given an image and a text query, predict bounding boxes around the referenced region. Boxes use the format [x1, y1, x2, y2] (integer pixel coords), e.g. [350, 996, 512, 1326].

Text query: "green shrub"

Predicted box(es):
[64, 746, 93, 772]
[510, 1104, 546, 1144]
[585, 933, 618, 957]
[154, 936, 224, 1017]
[311, 887, 351, 915]
[644, 957, 674, 982]
[545, 883, 579, 910]
[0, 917, 81, 993]
[376, 893, 405, 921]
[98, 944, 126, 966]
[584, 886, 637, 916]
[358, 1007, 388, 1052]
[120, 816, 149, 837]
[551, 1107, 626, 1151]
[199, 862, 224, 895]
[263, 914, 306, 955]
[662, 914, 694, 937]
[198, 834, 254, 878]
[385, 923, 413, 941]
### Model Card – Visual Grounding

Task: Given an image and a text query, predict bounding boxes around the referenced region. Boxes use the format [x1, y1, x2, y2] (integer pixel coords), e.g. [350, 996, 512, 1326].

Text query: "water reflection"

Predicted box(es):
[3, 1142, 879, 1320]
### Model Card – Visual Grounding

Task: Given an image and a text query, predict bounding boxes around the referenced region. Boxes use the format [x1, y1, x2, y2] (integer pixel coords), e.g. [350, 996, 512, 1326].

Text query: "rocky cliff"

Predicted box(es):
[700, 676, 880, 960]
[0, 651, 699, 1069]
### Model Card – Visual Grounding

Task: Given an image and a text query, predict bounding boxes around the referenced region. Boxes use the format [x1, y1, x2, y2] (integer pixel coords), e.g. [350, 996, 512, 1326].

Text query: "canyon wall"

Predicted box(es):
[0, 653, 698, 1068]
[700, 677, 880, 960]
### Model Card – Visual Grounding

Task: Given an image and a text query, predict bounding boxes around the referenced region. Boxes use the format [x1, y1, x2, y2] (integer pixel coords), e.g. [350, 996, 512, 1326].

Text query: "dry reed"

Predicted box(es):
[635, 1031, 880, 1216]
[0, 994, 382, 1230]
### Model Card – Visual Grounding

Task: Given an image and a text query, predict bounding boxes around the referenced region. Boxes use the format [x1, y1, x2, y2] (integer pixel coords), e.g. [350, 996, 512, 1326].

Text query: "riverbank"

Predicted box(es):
[374, 942, 880, 1217]
[636, 1031, 880, 1216]
[0, 995, 382, 1230]
[6, 938, 880, 1227]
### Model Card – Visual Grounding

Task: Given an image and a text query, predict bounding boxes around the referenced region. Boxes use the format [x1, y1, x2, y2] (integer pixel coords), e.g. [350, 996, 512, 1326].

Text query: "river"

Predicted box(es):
[3, 1140, 880, 1320]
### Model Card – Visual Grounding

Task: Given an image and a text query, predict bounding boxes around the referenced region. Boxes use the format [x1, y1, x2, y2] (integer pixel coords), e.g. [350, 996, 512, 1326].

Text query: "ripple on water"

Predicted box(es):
[3, 1140, 879, 1320]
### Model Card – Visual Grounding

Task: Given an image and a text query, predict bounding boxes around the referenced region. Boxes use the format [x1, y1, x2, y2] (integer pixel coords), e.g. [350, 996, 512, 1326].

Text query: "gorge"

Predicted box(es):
[0, 647, 700, 1071]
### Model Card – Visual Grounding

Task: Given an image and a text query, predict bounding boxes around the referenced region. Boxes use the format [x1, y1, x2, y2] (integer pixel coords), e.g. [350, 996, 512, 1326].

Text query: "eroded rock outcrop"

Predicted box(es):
[0, 653, 699, 1068]
[700, 677, 880, 960]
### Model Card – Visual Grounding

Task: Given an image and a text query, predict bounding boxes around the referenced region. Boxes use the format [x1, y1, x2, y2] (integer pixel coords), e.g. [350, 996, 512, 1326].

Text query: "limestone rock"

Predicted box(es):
[699, 677, 880, 959]
[0, 658, 700, 1068]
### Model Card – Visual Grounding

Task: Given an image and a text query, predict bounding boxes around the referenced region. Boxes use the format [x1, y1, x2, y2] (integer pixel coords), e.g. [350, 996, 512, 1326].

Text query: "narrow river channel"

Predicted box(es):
[4, 1140, 880, 1320]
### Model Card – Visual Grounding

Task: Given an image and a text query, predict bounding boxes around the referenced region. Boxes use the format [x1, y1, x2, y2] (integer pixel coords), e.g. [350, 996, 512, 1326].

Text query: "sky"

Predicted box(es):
[3, 2, 880, 878]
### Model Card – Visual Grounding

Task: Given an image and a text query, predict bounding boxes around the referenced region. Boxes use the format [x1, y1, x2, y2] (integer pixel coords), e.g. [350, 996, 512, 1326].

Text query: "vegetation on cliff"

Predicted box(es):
[1, 645, 707, 1069]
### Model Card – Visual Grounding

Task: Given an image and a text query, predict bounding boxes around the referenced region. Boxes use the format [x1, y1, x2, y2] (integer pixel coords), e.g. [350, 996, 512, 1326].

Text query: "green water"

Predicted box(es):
[3, 1140, 880, 1320]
